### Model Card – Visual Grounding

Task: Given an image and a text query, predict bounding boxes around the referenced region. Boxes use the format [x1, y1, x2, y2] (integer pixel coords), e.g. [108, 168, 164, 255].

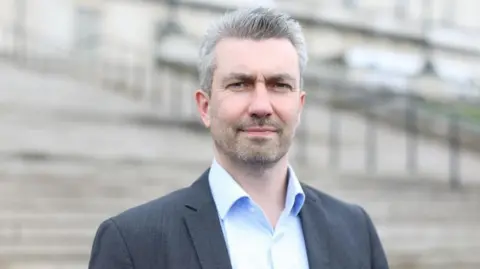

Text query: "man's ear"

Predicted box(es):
[299, 90, 306, 108]
[194, 89, 211, 128]
[297, 90, 306, 124]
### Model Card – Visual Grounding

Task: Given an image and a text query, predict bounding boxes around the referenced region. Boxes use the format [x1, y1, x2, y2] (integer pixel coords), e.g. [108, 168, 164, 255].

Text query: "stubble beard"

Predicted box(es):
[212, 126, 292, 170]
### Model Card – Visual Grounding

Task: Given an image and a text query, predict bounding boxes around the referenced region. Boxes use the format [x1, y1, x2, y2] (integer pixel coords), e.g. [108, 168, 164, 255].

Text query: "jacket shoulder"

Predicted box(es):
[89, 178, 209, 268]
[301, 182, 369, 223]
[110, 186, 192, 227]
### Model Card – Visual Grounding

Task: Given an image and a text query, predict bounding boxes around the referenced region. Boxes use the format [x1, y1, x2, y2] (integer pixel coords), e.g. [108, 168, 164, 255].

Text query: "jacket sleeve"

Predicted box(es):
[360, 207, 390, 269]
[88, 218, 134, 269]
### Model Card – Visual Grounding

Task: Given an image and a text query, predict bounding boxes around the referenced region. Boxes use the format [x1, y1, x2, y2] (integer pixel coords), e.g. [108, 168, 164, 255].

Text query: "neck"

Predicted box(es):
[214, 149, 290, 226]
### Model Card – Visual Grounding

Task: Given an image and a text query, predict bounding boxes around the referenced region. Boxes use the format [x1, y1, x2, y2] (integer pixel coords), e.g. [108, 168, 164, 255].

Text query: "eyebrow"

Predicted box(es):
[266, 73, 297, 82]
[221, 73, 254, 84]
[222, 72, 297, 84]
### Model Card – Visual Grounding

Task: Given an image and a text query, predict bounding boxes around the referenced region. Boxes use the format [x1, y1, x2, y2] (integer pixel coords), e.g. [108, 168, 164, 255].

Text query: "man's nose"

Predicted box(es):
[247, 83, 273, 118]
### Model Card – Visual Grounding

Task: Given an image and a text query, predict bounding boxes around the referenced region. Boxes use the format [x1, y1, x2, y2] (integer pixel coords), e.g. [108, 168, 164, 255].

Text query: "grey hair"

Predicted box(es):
[197, 7, 308, 93]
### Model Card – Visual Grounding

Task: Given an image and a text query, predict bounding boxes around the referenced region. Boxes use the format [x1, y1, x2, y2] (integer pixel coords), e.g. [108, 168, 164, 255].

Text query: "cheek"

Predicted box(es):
[213, 95, 247, 122]
[272, 99, 301, 125]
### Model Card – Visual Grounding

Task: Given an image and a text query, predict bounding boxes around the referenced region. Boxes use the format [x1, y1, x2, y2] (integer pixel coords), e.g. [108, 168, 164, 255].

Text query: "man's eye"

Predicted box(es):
[274, 83, 293, 91]
[227, 82, 247, 89]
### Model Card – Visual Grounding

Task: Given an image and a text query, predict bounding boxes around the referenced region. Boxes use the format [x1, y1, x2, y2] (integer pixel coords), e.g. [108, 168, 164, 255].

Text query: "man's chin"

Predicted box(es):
[238, 155, 279, 167]
[235, 147, 280, 163]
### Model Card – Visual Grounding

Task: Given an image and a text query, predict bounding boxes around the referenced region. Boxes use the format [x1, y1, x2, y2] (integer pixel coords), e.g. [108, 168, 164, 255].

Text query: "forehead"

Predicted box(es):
[213, 38, 300, 78]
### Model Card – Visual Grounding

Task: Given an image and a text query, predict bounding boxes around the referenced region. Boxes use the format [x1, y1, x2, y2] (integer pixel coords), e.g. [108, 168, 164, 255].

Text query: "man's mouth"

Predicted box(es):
[240, 126, 278, 136]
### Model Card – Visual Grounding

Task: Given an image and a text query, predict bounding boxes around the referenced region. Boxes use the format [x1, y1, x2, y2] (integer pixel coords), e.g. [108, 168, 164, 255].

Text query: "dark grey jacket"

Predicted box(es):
[88, 168, 389, 269]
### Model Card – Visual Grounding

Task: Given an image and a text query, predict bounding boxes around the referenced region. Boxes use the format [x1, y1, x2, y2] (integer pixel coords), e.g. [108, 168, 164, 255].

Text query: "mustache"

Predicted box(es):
[236, 118, 282, 131]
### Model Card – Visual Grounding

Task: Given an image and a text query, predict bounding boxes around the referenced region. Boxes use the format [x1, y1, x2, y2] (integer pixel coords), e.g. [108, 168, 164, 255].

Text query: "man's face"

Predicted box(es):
[195, 38, 305, 166]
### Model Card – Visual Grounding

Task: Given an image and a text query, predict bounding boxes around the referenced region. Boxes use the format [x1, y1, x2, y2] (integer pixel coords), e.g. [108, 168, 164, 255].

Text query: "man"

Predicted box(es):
[88, 7, 389, 269]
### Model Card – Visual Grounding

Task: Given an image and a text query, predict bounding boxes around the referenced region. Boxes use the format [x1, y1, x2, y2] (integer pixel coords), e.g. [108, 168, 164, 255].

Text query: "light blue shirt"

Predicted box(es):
[208, 158, 310, 269]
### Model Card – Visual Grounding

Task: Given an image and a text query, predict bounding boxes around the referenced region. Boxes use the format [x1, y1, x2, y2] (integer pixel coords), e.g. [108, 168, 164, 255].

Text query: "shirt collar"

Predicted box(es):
[208, 158, 305, 220]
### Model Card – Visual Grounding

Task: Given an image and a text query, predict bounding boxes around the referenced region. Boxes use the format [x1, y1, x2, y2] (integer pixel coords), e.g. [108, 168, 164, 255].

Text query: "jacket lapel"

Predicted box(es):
[300, 186, 331, 269]
[183, 169, 232, 269]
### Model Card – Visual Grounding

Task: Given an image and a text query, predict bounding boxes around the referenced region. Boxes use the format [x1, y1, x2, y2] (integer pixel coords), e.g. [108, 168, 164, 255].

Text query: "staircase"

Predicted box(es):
[1, 55, 479, 269]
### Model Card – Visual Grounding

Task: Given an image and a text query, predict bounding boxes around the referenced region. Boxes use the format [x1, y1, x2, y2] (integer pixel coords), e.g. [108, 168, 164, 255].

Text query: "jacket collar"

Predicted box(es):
[182, 168, 331, 269]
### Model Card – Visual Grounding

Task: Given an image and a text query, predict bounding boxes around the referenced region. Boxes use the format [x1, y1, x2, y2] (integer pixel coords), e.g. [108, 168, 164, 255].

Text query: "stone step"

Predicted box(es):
[1, 236, 478, 259]
[378, 224, 480, 246]
[5, 262, 87, 269]
[303, 170, 480, 195]
[0, 213, 107, 230]
[361, 202, 479, 223]
[2, 175, 478, 197]
[0, 198, 142, 214]
[1, 200, 478, 228]
[0, 228, 94, 247]
[391, 262, 479, 269]
[1, 222, 478, 246]
[1, 189, 476, 211]
[1, 176, 478, 202]
[0, 245, 89, 261]
[0, 154, 209, 176]
[2, 250, 478, 269]
[1, 195, 478, 215]
[0, 211, 476, 235]
[0, 209, 477, 232]
[1, 162, 479, 194]
[0, 182, 472, 200]
[0, 246, 460, 268]
[388, 248, 480, 269]
[0, 209, 456, 230]
[0, 173, 205, 191]
[3, 182, 477, 202]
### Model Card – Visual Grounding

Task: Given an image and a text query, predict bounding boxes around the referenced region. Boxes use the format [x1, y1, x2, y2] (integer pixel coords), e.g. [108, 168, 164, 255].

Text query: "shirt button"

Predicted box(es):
[249, 207, 255, 213]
